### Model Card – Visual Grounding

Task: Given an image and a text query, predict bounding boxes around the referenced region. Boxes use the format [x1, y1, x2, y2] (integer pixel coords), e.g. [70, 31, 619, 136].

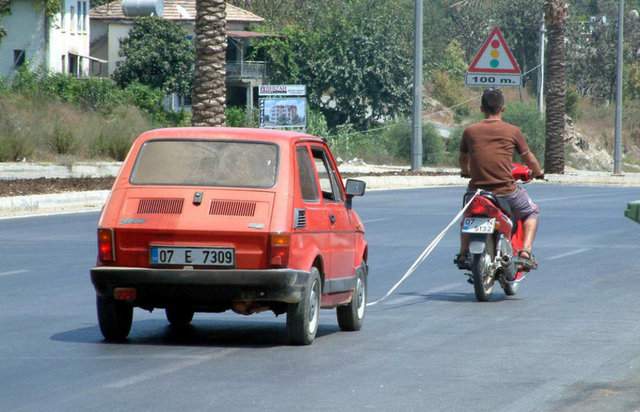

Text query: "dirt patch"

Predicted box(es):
[0, 170, 459, 198]
[0, 177, 115, 197]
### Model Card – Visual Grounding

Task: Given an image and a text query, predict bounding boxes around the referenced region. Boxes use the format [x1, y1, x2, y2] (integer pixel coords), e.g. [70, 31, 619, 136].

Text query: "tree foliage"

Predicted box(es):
[113, 18, 194, 98]
[251, 0, 413, 128]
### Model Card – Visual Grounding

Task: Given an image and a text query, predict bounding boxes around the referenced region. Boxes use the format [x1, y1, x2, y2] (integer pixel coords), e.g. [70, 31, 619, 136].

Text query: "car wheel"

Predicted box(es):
[165, 306, 194, 327]
[97, 295, 133, 341]
[287, 267, 321, 345]
[337, 262, 367, 331]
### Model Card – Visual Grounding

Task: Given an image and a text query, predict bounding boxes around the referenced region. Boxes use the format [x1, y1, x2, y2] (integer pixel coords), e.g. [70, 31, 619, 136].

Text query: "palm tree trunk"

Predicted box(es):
[543, 0, 568, 174]
[192, 0, 227, 126]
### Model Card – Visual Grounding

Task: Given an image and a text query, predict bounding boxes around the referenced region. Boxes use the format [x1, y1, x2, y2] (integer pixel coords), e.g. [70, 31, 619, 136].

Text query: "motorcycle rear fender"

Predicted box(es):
[469, 234, 490, 254]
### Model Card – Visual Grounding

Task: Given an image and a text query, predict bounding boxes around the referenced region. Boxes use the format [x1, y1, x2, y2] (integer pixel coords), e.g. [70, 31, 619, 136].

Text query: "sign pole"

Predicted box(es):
[411, 0, 423, 172]
[614, 0, 624, 175]
[538, 14, 545, 115]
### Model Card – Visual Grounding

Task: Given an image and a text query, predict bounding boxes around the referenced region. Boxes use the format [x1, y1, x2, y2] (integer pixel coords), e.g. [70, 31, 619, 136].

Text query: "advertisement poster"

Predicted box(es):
[259, 97, 306, 129]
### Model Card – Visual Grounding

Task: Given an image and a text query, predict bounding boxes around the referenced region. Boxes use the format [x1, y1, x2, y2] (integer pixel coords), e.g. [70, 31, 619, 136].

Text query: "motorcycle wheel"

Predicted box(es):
[471, 236, 495, 302]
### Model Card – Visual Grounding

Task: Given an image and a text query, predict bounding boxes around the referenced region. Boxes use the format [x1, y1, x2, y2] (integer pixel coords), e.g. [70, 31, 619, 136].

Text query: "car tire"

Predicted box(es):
[287, 267, 321, 345]
[337, 262, 367, 331]
[97, 295, 132, 341]
[165, 306, 194, 327]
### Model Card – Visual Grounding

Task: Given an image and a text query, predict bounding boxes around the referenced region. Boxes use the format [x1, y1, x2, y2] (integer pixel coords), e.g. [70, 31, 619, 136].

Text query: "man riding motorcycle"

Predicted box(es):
[456, 88, 544, 269]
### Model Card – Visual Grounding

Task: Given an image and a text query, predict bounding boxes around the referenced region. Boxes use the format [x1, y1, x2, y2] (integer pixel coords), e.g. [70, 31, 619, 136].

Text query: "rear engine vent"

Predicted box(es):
[294, 209, 306, 229]
[137, 198, 184, 214]
[209, 200, 257, 217]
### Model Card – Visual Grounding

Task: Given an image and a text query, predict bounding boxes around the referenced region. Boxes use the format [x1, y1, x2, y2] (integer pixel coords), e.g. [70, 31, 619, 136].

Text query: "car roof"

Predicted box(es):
[136, 127, 325, 145]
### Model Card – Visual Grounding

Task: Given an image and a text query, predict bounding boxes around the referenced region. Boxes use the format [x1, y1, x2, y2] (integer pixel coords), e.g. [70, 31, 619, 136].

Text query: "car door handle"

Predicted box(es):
[329, 214, 336, 224]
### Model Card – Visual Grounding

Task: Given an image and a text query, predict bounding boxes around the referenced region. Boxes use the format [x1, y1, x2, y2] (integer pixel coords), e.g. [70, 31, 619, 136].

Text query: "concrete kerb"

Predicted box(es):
[2, 162, 640, 217]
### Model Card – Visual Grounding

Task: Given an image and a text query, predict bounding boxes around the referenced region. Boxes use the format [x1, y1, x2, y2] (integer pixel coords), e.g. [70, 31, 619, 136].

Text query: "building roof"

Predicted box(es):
[91, 1, 264, 24]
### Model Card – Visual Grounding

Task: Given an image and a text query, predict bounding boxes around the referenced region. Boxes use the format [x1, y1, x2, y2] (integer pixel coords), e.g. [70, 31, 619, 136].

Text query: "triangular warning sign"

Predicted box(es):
[468, 27, 521, 74]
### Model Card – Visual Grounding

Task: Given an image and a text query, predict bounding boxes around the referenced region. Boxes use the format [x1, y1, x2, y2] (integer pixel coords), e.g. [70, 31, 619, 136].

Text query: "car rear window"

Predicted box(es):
[130, 140, 279, 188]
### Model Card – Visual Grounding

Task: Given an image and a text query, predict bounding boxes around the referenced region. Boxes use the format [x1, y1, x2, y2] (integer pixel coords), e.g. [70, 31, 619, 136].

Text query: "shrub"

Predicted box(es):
[48, 125, 77, 155]
[90, 134, 133, 161]
[306, 109, 329, 138]
[225, 106, 249, 127]
[393, 120, 447, 166]
[502, 102, 545, 164]
[0, 131, 33, 161]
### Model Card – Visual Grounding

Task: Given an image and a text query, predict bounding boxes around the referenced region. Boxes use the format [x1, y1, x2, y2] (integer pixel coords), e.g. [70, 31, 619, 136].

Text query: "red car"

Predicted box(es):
[90, 127, 368, 345]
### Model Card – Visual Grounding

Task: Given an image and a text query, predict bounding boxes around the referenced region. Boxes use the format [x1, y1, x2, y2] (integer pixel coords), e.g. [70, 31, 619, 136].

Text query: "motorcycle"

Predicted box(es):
[455, 163, 538, 302]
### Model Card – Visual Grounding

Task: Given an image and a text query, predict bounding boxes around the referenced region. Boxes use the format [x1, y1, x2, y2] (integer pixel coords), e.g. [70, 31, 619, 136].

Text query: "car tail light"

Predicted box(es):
[98, 228, 115, 263]
[269, 232, 290, 268]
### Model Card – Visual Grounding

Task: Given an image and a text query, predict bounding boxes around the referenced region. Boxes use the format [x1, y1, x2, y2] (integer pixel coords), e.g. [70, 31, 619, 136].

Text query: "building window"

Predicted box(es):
[82, 1, 87, 32]
[77, 2, 81, 31]
[13, 50, 25, 67]
[60, 2, 66, 31]
[70, 6, 75, 33]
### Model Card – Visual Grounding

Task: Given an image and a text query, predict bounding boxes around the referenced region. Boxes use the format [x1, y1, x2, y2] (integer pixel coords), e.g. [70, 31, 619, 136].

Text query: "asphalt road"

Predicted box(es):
[1, 184, 640, 411]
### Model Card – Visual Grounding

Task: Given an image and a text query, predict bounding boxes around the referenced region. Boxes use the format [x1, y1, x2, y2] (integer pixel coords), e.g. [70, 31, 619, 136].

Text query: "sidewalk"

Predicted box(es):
[2, 162, 640, 217]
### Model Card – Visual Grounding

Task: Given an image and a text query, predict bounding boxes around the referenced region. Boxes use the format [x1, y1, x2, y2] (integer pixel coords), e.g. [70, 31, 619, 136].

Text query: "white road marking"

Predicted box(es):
[535, 193, 611, 202]
[547, 248, 590, 261]
[0, 269, 30, 277]
[105, 348, 239, 389]
[363, 218, 390, 223]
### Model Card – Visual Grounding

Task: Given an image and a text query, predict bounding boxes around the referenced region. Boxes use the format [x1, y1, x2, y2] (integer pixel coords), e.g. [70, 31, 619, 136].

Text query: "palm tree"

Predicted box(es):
[543, 0, 568, 174]
[191, 0, 227, 126]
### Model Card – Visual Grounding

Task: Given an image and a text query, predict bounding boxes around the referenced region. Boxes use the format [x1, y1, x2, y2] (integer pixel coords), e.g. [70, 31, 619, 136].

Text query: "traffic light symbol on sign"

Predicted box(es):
[468, 27, 520, 74]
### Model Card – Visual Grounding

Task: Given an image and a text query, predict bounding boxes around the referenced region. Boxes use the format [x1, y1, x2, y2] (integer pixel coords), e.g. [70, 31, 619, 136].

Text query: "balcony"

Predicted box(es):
[226, 61, 268, 82]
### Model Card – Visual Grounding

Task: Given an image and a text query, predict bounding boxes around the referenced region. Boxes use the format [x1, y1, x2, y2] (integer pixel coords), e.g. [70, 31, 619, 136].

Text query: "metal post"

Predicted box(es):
[411, 0, 423, 171]
[614, 0, 624, 174]
[538, 14, 545, 115]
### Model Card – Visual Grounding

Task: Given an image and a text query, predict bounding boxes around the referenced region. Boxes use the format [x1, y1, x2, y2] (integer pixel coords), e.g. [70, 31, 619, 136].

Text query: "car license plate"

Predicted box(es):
[150, 246, 235, 267]
[462, 217, 496, 234]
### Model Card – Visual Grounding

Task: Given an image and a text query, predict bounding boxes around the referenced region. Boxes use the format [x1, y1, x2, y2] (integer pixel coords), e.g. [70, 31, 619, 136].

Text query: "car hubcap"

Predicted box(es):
[356, 276, 365, 319]
[308, 281, 319, 334]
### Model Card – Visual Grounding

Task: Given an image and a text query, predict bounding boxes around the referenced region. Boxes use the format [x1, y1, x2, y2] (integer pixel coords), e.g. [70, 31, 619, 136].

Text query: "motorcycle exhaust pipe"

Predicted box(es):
[501, 254, 518, 281]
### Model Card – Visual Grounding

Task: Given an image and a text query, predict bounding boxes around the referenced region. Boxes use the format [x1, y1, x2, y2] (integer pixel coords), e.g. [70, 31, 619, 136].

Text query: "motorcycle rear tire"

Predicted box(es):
[471, 236, 495, 302]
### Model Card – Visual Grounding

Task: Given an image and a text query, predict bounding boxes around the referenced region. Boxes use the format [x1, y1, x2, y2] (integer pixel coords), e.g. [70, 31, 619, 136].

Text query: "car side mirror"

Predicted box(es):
[345, 179, 366, 209]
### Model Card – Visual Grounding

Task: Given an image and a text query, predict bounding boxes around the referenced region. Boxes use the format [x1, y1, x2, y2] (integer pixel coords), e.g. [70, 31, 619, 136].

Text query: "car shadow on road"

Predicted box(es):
[51, 318, 341, 348]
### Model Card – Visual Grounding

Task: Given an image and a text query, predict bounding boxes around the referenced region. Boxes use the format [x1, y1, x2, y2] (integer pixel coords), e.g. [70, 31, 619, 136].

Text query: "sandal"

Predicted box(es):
[454, 252, 471, 270]
[518, 249, 538, 270]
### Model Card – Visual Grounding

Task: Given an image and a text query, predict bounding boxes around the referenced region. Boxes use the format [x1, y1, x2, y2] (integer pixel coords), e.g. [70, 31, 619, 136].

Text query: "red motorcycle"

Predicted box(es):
[455, 164, 538, 302]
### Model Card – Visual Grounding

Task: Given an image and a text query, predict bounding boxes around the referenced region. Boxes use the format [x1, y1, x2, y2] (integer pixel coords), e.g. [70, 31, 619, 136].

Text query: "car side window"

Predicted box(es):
[312, 147, 343, 203]
[296, 147, 319, 202]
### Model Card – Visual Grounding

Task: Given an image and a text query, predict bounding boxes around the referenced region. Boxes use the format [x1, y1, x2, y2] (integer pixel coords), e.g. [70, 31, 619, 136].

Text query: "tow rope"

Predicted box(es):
[367, 188, 481, 307]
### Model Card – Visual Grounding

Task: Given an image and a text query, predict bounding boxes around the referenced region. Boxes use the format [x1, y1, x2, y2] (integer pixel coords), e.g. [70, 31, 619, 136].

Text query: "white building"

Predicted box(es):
[0, 0, 101, 78]
[90, 0, 273, 111]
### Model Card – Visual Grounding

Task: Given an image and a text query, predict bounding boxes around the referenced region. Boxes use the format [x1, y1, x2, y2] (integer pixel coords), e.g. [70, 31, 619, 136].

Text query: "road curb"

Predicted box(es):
[2, 163, 640, 217]
[0, 190, 110, 217]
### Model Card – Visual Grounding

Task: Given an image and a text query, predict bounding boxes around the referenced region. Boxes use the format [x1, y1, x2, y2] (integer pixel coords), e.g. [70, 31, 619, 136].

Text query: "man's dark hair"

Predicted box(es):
[481, 88, 504, 115]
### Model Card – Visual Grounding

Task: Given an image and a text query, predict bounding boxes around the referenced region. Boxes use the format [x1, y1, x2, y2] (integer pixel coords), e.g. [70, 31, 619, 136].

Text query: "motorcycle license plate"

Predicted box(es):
[150, 246, 235, 267]
[462, 218, 496, 234]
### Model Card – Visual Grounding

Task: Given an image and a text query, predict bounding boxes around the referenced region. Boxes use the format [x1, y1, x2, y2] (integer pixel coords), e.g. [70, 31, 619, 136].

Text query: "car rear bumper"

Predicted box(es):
[90, 266, 310, 307]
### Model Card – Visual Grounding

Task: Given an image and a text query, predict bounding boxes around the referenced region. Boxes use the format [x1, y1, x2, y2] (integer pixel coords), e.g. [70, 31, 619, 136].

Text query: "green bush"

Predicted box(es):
[49, 125, 77, 155]
[89, 134, 133, 161]
[225, 106, 249, 127]
[565, 83, 580, 119]
[393, 121, 447, 166]
[306, 109, 329, 138]
[0, 132, 33, 161]
[502, 102, 546, 164]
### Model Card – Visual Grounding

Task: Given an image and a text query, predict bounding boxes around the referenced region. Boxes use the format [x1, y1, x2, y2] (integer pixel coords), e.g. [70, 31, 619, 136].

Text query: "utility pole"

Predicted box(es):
[538, 14, 545, 115]
[614, 0, 624, 174]
[411, 0, 423, 171]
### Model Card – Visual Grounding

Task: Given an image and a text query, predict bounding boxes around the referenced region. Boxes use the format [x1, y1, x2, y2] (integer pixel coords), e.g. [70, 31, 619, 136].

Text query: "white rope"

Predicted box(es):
[367, 188, 481, 307]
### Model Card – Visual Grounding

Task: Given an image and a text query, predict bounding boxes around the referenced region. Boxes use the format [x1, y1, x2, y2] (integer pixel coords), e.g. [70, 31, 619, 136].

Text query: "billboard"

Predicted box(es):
[259, 98, 306, 129]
